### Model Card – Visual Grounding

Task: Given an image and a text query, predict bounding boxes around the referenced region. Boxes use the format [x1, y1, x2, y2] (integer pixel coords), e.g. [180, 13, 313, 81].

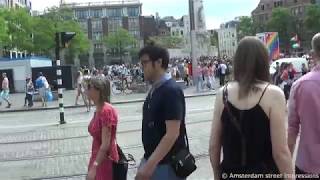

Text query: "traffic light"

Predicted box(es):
[60, 32, 76, 48]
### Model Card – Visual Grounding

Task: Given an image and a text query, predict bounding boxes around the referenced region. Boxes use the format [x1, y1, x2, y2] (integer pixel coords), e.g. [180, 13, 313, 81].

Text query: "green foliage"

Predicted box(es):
[267, 7, 295, 50]
[0, 13, 8, 46]
[209, 30, 218, 47]
[237, 16, 255, 40]
[304, 5, 320, 35]
[0, 7, 89, 59]
[147, 35, 183, 48]
[103, 28, 137, 56]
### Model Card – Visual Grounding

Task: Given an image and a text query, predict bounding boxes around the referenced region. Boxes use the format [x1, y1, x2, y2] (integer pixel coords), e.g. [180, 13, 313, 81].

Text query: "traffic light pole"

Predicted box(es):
[55, 32, 66, 124]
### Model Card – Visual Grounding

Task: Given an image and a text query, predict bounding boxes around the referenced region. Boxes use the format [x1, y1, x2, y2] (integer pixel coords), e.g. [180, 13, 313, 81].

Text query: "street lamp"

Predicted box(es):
[55, 32, 76, 125]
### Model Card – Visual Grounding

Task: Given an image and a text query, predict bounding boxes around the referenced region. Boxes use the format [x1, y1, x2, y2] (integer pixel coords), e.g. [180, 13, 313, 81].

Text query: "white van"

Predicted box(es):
[269, 58, 308, 76]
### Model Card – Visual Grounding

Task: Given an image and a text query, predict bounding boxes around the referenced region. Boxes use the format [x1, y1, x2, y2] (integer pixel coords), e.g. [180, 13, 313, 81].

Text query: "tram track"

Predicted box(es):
[0, 109, 213, 145]
[0, 118, 212, 162]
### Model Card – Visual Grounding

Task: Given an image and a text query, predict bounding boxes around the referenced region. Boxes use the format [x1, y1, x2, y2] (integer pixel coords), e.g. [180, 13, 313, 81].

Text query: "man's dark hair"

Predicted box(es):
[138, 45, 170, 70]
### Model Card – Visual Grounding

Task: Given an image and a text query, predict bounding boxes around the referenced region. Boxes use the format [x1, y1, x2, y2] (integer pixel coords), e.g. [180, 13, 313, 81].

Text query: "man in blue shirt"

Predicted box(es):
[135, 45, 187, 180]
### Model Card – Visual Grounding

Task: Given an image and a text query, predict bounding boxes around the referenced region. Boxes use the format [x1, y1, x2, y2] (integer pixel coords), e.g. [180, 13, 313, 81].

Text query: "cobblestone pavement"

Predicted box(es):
[0, 96, 216, 180]
[0, 84, 218, 113]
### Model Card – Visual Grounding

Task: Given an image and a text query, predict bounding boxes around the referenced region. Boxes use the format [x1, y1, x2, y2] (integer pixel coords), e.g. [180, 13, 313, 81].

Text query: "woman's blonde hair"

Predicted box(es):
[89, 76, 111, 104]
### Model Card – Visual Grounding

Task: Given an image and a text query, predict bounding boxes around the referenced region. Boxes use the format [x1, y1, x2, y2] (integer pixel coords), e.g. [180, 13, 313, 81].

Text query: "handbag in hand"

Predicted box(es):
[170, 131, 197, 178]
[113, 145, 129, 180]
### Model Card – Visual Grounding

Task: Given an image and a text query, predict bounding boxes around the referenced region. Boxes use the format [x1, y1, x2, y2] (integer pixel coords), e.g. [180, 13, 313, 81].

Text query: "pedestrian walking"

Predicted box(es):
[0, 73, 12, 108]
[75, 71, 86, 106]
[24, 77, 34, 107]
[209, 37, 294, 179]
[35, 72, 50, 107]
[288, 33, 320, 178]
[83, 69, 92, 112]
[218, 61, 227, 86]
[86, 76, 119, 180]
[135, 45, 196, 180]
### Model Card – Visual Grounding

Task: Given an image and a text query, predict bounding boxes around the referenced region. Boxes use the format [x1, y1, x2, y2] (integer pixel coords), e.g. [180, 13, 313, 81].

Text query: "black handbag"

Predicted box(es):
[112, 144, 129, 180]
[170, 131, 197, 178]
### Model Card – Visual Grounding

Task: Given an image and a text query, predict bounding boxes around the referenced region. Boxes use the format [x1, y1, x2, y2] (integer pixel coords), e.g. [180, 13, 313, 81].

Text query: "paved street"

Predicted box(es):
[0, 86, 217, 113]
[0, 95, 216, 180]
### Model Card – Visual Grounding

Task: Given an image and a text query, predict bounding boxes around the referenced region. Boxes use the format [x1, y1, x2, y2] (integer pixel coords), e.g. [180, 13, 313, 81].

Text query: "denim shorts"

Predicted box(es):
[0, 90, 9, 99]
[138, 158, 186, 180]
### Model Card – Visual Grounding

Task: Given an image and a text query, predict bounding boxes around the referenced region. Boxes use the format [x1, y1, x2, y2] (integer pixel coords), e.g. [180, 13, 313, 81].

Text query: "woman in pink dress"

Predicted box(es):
[86, 76, 119, 180]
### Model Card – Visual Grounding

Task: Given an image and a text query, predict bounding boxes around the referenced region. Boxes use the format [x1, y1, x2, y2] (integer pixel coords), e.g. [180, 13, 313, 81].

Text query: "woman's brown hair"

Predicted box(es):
[233, 37, 270, 99]
[89, 76, 111, 104]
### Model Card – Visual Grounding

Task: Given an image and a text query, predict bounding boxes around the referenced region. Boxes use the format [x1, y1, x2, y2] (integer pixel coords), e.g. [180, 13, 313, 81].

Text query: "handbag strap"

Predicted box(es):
[222, 84, 247, 166]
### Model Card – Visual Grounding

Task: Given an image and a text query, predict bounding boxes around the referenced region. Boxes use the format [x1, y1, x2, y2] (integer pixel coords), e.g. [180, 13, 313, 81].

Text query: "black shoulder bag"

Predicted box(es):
[112, 144, 135, 180]
[170, 128, 197, 178]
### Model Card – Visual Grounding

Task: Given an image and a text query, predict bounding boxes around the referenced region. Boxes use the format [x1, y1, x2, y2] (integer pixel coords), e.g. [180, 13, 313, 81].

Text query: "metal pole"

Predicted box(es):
[55, 32, 66, 124]
[189, 0, 198, 84]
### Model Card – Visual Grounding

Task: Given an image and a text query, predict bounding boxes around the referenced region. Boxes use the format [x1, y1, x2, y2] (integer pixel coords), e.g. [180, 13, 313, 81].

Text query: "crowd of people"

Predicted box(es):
[1, 33, 319, 179]
[84, 34, 320, 180]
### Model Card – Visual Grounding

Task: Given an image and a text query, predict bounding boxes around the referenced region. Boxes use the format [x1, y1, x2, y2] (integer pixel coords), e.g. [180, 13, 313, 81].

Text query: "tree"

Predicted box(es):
[267, 7, 295, 52]
[209, 30, 219, 47]
[237, 16, 255, 40]
[39, 7, 89, 61]
[1, 8, 33, 52]
[103, 28, 137, 63]
[0, 7, 89, 61]
[147, 35, 183, 48]
[0, 13, 8, 46]
[304, 5, 320, 36]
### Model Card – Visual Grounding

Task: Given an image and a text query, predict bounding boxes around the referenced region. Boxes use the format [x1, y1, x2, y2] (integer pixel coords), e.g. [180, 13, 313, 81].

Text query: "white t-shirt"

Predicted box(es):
[220, 64, 227, 75]
[77, 76, 83, 85]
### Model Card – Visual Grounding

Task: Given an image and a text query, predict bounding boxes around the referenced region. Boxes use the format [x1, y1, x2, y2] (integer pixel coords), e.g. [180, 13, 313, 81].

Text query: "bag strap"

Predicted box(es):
[222, 84, 247, 166]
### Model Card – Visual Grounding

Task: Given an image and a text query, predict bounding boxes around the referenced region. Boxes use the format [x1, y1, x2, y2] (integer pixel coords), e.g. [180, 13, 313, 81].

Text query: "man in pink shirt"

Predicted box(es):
[0, 73, 12, 108]
[288, 33, 320, 177]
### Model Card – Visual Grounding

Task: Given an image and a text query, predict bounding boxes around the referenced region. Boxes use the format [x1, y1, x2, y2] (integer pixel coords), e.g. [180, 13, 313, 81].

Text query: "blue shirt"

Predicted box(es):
[142, 79, 187, 164]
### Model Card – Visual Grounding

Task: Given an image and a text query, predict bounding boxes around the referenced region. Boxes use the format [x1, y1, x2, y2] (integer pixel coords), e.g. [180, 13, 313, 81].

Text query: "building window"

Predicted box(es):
[128, 17, 139, 31]
[93, 31, 103, 41]
[311, 0, 316, 4]
[261, 4, 265, 10]
[108, 18, 122, 32]
[294, 0, 298, 3]
[181, 31, 183, 35]
[94, 43, 103, 50]
[92, 20, 102, 30]
[91, 9, 102, 18]
[128, 7, 139, 17]
[75, 10, 88, 19]
[129, 30, 140, 38]
[107, 8, 122, 17]
[78, 20, 88, 31]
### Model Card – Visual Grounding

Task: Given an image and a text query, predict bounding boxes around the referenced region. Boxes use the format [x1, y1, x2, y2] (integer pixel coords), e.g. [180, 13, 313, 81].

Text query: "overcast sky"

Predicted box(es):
[31, 0, 260, 29]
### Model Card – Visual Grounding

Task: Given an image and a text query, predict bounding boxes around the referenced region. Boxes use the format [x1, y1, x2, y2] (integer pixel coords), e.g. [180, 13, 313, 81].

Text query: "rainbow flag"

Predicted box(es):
[256, 32, 280, 60]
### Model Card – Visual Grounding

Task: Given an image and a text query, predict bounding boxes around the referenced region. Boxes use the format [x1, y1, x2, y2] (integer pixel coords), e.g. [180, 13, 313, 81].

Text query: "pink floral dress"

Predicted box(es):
[88, 103, 119, 180]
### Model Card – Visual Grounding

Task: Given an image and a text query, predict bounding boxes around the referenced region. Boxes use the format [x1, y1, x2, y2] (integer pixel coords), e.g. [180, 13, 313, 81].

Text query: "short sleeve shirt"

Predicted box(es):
[142, 79, 187, 164]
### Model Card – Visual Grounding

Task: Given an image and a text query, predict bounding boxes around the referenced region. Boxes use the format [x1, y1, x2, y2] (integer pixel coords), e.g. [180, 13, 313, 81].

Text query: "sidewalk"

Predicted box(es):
[0, 86, 216, 113]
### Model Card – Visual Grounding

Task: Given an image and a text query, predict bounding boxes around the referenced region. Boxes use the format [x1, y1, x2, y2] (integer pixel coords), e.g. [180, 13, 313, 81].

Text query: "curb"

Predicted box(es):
[0, 92, 216, 113]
